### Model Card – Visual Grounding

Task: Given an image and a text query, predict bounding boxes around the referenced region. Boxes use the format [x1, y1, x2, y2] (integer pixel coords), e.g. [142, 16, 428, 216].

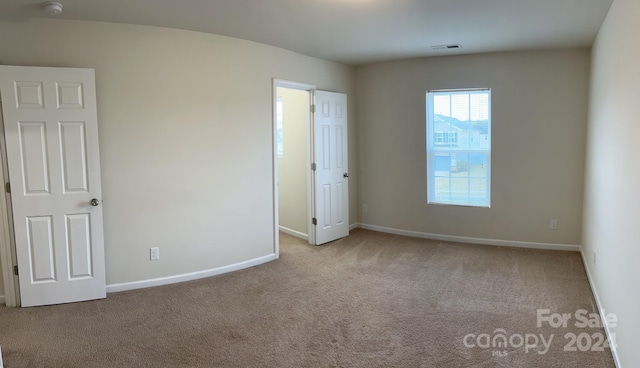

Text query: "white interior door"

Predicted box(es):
[0, 65, 106, 307]
[313, 90, 348, 245]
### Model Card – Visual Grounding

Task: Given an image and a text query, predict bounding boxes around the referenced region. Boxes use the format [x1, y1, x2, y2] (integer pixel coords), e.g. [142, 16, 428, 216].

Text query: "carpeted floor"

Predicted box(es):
[0, 229, 615, 367]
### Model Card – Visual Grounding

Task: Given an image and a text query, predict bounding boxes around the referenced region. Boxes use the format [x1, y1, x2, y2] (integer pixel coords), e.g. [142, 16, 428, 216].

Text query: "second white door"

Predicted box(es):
[313, 91, 348, 245]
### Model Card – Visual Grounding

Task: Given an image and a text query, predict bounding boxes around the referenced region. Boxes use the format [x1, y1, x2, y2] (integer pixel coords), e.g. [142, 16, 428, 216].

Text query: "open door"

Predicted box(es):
[313, 91, 349, 245]
[0, 66, 106, 307]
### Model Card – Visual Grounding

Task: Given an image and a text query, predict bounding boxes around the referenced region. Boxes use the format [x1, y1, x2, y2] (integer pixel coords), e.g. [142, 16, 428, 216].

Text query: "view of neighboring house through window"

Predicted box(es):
[426, 89, 491, 207]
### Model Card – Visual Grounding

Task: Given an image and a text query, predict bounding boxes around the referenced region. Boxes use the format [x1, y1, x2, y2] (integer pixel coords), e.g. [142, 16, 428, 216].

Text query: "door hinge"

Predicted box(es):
[310, 104, 316, 113]
[4, 182, 9, 194]
[312, 218, 317, 225]
[13, 265, 18, 276]
[311, 163, 316, 171]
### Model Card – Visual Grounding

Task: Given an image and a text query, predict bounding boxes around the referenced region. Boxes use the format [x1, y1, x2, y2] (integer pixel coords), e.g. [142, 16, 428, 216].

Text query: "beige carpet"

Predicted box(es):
[0, 229, 615, 367]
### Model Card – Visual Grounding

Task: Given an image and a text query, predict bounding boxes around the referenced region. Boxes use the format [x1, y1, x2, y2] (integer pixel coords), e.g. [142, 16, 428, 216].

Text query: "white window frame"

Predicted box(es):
[426, 88, 491, 207]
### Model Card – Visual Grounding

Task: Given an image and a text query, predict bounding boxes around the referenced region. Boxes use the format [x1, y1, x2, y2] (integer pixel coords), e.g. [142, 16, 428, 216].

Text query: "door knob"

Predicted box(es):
[90, 198, 100, 206]
[343, 173, 349, 178]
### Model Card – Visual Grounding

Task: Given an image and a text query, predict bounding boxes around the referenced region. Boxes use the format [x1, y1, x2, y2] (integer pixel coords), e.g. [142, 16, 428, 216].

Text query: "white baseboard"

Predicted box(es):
[280, 223, 360, 240]
[358, 223, 581, 251]
[106, 253, 276, 293]
[0, 295, 4, 306]
[278, 226, 308, 240]
[580, 249, 622, 368]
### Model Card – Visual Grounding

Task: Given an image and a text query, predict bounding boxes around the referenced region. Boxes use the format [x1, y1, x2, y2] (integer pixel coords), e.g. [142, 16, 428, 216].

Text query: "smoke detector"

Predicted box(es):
[43, 2, 63, 16]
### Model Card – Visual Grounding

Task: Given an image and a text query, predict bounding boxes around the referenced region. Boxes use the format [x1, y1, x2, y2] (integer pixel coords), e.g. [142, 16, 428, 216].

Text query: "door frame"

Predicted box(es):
[272, 79, 316, 257]
[0, 107, 19, 307]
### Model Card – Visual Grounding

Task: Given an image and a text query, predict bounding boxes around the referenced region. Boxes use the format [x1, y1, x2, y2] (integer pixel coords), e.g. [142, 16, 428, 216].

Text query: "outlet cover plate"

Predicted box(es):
[150, 247, 160, 261]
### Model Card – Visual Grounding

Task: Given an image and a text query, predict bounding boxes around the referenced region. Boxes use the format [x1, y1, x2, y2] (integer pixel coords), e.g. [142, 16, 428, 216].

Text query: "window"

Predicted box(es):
[427, 89, 491, 207]
[276, 97, 283, 157]
[435, 131, 458, 145]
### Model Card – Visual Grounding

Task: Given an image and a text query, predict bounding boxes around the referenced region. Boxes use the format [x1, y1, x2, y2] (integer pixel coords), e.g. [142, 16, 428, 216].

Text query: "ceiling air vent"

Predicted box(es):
[431, 44, 462, 50]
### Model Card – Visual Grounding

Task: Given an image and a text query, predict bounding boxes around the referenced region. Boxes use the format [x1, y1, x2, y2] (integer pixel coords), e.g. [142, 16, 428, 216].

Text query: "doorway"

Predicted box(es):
[272, 80, 315, 257]
[276, 87, 312, 239]
[272, 81, 350, 256]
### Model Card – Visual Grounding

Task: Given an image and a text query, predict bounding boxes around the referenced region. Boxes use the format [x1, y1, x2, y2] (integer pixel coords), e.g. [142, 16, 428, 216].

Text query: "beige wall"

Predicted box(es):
[583, 0, 639, 366]
[0, 18, 356, 288]
[356, 49, 589, 245]
[277, 87, 309, 236]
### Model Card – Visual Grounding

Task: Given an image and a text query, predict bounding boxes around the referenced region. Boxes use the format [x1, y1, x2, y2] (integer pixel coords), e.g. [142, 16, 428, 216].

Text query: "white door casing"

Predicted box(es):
[313, 91, 348, 245]
[0, 66, 106, 307]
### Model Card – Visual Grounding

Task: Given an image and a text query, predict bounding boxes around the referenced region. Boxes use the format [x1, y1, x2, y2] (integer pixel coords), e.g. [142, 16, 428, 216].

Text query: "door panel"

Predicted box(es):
[65, 213, 93, 279]
[59, 121, 89, 193]
[26, 215, 56, 282]
[19, 122, 50, 194]
[0, 65, 105, 307]
[314, 91, 348, 245]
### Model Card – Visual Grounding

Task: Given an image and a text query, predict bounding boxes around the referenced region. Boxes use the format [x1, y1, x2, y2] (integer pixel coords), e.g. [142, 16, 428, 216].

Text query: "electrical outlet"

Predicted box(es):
[150, 247, 160, 261]
[550, 219, 558, 230]
[592, 250, 597, 266]
[363, 204, 368, 213]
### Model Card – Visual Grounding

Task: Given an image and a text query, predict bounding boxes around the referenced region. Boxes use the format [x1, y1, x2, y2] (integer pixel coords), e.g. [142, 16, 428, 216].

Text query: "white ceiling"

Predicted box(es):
[0, 0, 613, 66]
